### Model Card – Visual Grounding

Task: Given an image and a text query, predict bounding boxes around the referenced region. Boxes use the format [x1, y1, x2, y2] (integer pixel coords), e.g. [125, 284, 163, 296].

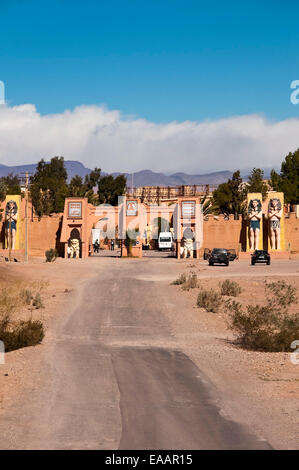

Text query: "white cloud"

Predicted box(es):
[0, 103, 298, 173]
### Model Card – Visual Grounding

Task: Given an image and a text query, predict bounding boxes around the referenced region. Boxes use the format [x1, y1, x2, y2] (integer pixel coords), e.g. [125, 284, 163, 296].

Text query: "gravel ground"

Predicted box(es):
[0, 256, 298, 449]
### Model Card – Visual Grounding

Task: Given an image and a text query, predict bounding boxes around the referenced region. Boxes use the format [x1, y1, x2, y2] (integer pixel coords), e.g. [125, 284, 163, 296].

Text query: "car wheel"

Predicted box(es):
[251, 261, 255, 265]
[209, 262, 213, 266]
[267, 260, 270, 265]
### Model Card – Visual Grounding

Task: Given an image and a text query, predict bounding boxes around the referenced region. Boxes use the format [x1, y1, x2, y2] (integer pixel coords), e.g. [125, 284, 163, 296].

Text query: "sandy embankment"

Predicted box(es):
[166, 265, 299, 450]
[0, 257, 99, 415]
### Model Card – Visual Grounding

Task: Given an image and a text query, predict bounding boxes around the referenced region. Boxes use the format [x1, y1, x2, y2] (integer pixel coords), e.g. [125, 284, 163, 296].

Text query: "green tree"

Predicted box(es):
[0, 174, 21, 198]
[68, 175, 86, 198]
[270, 150, 299, 204]
[0, 180, 5, 202]
[84, 167, 101, 204]
[247, 168, 268, 199]
[212, 182, 232, 216]
[30, 157, 68, 217]
[68, 167, 102, 205]
[227, 170, 246, 219]
[98, 174, 126, 206]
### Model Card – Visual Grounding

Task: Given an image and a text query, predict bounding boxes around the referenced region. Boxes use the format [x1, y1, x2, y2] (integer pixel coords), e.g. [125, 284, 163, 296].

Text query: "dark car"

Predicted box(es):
[208, 248, 230, 266]
[227, 249, 237, 261]
[251, 250, 271, 265]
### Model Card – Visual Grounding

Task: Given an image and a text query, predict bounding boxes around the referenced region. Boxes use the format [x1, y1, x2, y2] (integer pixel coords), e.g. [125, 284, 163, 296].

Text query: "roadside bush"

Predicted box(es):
[0, 285, 46, 352]
[226, 280, 299, 352]
[21, 288, 33, 305]
[220, 279, 242, 297]
[171, 273, 187, 285]
[197, 289, 222, 313]
[45, 248, 58, 263]
[181, 272, 198, 291]
[0, 319, 44, 352]
[32, 293, 44, 309]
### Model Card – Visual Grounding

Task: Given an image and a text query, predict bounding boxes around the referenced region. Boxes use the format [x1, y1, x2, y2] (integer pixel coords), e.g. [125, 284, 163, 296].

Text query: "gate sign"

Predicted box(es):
[68, 201, 82, 218]
[181, 201, 195, 218]
[126, 200, 138, 216]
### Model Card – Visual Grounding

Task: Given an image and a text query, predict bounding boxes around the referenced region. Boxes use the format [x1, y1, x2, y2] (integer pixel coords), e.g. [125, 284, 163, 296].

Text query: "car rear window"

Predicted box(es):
[212, 249, 227, 254]
[160, 237, 171, 242]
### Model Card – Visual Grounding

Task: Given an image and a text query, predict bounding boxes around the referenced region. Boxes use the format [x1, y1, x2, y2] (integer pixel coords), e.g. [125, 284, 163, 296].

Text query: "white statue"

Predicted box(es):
[183, 238, 194, 258]
[69, 238, 80, 258]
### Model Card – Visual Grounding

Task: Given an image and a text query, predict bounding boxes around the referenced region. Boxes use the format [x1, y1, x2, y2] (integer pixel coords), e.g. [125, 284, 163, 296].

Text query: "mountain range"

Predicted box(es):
[0, 161, 274, 186]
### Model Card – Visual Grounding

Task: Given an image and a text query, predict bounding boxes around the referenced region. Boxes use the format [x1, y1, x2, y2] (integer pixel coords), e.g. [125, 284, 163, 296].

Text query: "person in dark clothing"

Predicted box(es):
[94, 239, 99, 253]
[111, 239, 114, 251]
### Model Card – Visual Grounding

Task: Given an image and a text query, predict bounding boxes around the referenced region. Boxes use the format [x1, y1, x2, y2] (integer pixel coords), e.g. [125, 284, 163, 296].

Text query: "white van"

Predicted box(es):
[158, 232, 173, 251]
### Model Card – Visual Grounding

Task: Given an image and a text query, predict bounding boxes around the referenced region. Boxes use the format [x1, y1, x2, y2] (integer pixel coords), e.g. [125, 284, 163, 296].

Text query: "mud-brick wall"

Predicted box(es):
[28, 214, 63, 256]
[285, 213, 299, 252]
[201, 215, 244, 252]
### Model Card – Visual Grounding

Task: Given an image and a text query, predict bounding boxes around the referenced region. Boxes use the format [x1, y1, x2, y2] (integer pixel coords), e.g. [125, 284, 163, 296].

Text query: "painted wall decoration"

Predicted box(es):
[68, 201, 82, 218]
[5, 195, 21, 250]
[181, 200, 196, 218]
[247, 193, 263, 251]
[126, 200, 138, 216]
[267, 192, 285, 251]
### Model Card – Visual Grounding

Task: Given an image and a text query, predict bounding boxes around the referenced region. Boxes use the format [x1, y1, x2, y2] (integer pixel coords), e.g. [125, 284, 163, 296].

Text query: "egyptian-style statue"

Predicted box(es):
[248, 198, 262, 250]
[183, 238, 194, 258]
[5, 200, 18, 250]
[268, 198, 282, 250]
[69, 238, 80, 258]
[182, 227, 194, 258]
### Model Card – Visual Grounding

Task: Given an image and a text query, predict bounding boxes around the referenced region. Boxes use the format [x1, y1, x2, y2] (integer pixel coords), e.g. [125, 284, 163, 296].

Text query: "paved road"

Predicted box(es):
[0, 259, 272, 450]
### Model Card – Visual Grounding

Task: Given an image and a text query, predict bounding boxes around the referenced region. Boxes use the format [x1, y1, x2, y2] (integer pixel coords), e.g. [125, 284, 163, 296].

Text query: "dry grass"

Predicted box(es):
[0, 279, 46, 352]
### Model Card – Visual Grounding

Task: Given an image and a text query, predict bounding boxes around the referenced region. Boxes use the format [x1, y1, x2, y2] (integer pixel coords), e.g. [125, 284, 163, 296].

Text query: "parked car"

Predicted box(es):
[208, 248, 230, 266]
[251, 250, 271, 265]
[227, 249, 237, 261]
[203, 248, 211, 260]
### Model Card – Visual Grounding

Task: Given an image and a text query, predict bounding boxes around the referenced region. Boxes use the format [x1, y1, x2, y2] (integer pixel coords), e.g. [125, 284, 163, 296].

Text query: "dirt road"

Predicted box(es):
[0, 257, 276, 450]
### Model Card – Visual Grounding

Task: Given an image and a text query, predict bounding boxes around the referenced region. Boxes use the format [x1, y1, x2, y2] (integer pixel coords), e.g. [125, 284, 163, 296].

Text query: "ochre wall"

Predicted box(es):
[1, 198, 298, 257]
[201, 215, 243, 252]
[0, 199, 63, 256]
[201, 213, 299, 253]
[27, 214, 63, 256]
[285, 213, 299, 253]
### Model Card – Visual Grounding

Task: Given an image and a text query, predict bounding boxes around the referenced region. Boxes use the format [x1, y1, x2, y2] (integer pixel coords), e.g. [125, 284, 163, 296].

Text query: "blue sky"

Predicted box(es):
[1, 0, 299, 122]
[1, 0, 299, 173]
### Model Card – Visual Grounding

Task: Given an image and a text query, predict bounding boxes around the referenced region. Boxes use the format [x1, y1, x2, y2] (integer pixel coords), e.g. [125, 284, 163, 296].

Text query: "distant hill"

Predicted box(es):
[0, 160, 276, 186]
[112, 169, 233, 187]
[0, 161, 91, 181]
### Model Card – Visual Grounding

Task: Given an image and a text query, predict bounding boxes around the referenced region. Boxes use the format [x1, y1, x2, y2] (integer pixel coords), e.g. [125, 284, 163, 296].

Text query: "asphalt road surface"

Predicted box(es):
[0, 258, 273, 450]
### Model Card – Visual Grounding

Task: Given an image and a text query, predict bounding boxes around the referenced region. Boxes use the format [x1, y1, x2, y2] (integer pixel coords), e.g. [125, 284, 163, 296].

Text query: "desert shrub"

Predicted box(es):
[220, 279, 242, 297]
[0, 288, 19, 318]
[45, 248, 58, 263]
[0, 319, 44, 352]
[265, 280, 297, 310]
[226, 280, 299, 352]
[171, 273, 187, 285]
[32, 293, 44, 309]
[181, 272, 198, 291]
[197, 289, 222, 312]
[21, 288, 33, 305]
[0, 285, 45, 352]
